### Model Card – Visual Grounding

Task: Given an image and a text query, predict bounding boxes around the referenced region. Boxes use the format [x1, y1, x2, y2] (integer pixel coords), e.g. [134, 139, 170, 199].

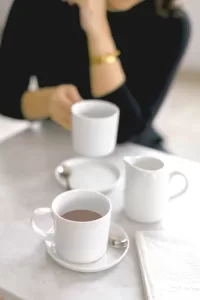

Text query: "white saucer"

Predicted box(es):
[55, 157, 121, 194]
[45, 225, 129, 273]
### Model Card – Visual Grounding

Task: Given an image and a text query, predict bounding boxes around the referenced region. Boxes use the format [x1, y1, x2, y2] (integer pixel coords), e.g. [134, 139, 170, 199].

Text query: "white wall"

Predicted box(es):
[0, 0, 199, 72]
[181, 0, 200, 72]
[0, 0, 13, 30]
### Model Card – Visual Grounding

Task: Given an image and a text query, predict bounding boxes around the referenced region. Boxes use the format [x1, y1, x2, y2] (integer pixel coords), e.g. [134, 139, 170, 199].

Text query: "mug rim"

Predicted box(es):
[71, 100, 119, 121]
[51, 189, 112, 224]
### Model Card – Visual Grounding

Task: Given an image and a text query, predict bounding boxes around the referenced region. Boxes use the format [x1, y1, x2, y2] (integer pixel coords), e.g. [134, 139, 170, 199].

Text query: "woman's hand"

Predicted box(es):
[49, 84, 82, 130]
[67, 0, 108, 35]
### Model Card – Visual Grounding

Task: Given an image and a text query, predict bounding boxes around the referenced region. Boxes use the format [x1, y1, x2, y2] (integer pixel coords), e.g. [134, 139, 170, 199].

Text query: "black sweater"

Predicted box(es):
[0, 0, 191, 145]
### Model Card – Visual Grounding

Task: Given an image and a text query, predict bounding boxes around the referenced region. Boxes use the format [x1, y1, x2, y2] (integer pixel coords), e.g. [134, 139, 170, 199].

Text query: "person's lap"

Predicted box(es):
[130, 127, 169, 153]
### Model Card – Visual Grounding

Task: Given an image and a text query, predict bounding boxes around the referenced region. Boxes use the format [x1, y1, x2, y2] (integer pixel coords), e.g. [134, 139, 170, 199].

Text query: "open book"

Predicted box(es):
[135, 231, 200, 300]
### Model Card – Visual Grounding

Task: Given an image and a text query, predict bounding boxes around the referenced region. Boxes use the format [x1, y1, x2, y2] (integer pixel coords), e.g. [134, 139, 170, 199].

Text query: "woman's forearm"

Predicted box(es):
[21, 87, 54, 120]
[86, 24, 126, 97]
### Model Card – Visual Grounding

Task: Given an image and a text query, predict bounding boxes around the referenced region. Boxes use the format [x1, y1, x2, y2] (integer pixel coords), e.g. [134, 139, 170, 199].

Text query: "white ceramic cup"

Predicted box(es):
[71, 100, 120, 157]
[124, 156, 189, 223]
[31, 190, 111, 263]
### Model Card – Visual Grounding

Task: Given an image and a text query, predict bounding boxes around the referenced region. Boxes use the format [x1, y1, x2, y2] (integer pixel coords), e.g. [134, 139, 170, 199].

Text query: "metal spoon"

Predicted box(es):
[109, 235, 128, 249]
[57, 165, 71, 178]
[57, 164, 72, 189]
[108, 224, 129, 249]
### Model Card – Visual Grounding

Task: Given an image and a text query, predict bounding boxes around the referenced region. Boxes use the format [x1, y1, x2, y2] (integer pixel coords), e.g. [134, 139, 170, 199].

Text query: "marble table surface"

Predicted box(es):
[0, 121, 200, 300]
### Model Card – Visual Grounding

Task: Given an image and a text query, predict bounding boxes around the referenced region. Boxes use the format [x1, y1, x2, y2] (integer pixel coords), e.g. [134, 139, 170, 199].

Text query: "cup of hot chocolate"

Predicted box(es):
[31, 190, 111, 264]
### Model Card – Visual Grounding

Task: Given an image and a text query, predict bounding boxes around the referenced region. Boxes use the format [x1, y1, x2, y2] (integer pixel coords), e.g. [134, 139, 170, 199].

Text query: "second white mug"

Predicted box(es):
[72, 100, 120, 157]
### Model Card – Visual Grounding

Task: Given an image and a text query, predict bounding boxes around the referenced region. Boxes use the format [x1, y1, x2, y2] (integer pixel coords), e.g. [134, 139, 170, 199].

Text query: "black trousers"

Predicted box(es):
[130, 126, 166, 152]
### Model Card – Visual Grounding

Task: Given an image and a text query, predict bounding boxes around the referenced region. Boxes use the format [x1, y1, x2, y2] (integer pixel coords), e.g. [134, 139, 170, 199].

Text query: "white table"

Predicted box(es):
[0, 121, 199, 300]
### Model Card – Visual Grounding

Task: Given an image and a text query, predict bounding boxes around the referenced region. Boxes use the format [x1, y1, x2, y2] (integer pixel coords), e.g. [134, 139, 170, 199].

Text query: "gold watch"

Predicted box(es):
[90, 50, 121, 65]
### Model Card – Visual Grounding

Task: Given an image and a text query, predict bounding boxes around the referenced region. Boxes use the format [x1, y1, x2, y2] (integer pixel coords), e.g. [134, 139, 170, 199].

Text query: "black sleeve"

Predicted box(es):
[0, 0, 32, 119]
[101, 13, 191, 143]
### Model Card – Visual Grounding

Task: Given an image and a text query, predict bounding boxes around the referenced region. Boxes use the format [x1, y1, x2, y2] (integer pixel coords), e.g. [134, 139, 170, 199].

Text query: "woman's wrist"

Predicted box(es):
[86, 24, 117, 57]
[84, 18, 110, 38]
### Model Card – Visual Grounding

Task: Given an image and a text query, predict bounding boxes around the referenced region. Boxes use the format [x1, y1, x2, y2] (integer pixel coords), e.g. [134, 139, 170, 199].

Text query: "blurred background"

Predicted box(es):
[0, 0, 199, 161]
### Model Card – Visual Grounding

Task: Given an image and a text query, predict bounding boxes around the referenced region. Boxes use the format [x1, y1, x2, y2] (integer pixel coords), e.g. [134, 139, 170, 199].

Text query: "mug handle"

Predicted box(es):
[31, 207, 54, 239]
[169, 171, 189, 200]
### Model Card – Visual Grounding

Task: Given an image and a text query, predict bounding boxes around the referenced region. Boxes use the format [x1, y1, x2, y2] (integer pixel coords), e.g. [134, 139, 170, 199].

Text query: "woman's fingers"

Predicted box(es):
[49, 84, 82, 130]
[65, 85, 82, 103]
[61, 118, 72, 130]
[51, 105, 72, 130]
[59, 85, 82, 104]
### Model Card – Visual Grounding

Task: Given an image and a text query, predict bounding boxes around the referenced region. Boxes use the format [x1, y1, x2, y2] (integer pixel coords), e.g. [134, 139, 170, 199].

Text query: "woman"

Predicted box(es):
[0, 0, 190, 150]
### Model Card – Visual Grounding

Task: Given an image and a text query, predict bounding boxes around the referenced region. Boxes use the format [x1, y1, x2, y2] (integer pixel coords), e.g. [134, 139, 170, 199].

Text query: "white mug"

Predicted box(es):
[31, 190, 111, 263]
[124, 156, 188, 223]
[71, 100, 120, 157]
